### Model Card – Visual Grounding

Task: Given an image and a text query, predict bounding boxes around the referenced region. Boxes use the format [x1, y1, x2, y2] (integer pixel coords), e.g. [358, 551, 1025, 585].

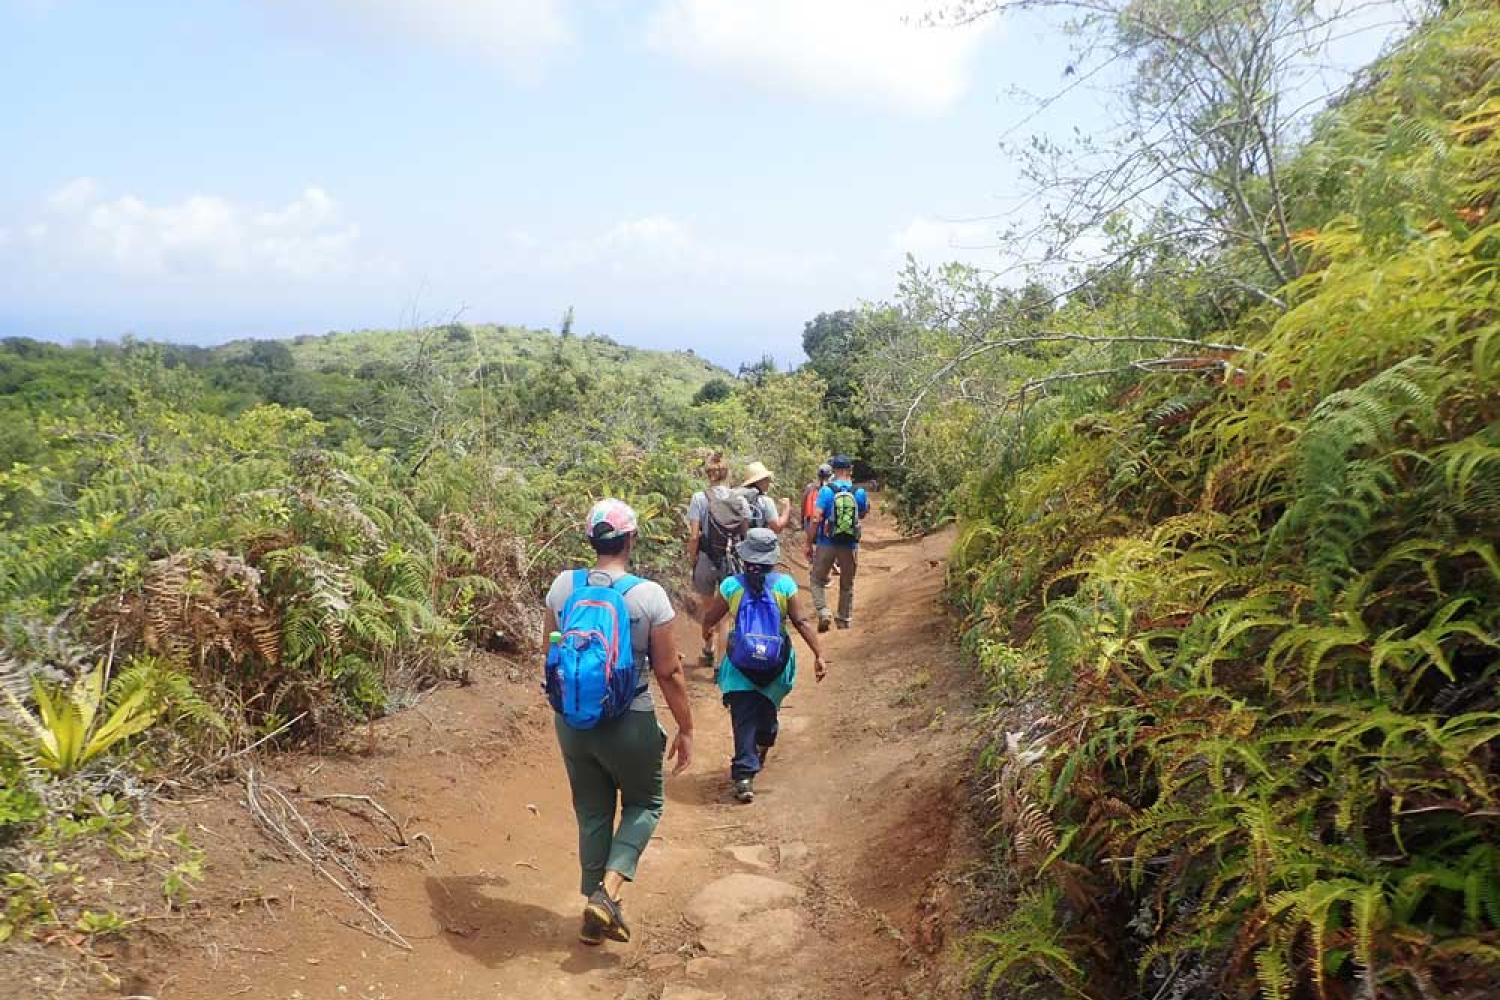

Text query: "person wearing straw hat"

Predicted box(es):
[739, 460, 792, 533]
[698, 527, 829, 804]
[544, 499, 695, 946]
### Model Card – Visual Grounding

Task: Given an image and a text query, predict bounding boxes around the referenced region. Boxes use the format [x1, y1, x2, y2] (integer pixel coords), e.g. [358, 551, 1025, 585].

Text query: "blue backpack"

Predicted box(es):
[727, 573, 792, 686]
[546, 570, 643, 729]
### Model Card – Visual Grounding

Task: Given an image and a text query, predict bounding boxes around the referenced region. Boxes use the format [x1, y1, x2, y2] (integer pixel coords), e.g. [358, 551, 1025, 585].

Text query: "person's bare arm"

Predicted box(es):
[649, 623, 694, 775]
[767, 497, 792, 533]
[687, 511, 702, 568]
[786, 592, 829, 682]
[700, 591, 729, 641]
[805, 507, 824, 559]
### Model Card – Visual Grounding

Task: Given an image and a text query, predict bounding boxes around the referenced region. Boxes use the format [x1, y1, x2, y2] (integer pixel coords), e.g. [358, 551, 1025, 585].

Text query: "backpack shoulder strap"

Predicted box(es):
[613, 574, 642, 596]
[572, 568, 589, 590]
[765, 573, 792, 614]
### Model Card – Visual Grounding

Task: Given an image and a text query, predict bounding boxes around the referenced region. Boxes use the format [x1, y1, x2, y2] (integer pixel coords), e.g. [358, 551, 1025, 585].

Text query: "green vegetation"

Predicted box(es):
[852, 2, 1500, 996]
[3, 3, 1495, 994]
[0, 321, 837, 949]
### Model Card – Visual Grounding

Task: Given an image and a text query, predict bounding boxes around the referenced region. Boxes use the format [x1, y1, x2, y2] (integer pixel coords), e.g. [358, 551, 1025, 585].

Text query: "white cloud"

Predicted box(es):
[269, 0, 574, 79]
[14, 178, 372, 280]
[645, 0, 996, 114]
[45, 177, 100, 213]
[507, 213, 837, 286]
[889, 215, 997, 264]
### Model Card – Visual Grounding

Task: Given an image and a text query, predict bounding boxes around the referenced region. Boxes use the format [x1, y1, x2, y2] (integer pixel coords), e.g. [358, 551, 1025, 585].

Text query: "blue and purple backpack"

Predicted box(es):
[546, 570, 643, 729]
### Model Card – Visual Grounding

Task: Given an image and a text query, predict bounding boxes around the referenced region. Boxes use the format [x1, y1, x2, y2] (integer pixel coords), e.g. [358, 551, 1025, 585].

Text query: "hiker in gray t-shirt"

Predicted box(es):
[686, 452, 741, 666]
[543, 499, 694, 948]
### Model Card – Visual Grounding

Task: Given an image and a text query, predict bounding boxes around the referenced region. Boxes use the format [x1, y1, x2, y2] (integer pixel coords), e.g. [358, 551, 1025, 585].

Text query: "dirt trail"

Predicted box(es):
[122, 514, 978, 1000]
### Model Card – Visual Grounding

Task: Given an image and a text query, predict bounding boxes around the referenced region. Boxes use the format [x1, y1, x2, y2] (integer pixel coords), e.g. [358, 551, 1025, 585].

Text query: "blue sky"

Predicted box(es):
[0, 0, 1408, 367]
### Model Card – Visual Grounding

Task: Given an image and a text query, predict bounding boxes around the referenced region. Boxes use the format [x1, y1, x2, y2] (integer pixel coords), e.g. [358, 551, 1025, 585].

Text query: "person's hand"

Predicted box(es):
[668, 730, 694, 775]
[814, 655, 829, 682]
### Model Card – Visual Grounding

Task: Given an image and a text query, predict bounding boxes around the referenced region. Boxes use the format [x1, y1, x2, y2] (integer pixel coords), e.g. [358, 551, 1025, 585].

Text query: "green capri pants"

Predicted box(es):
[553, 710, 667, 896]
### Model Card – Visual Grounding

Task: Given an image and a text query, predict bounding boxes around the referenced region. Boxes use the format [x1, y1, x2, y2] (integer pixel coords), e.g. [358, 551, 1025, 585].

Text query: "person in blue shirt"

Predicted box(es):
[803, 455, 870, 632]
[699, 528, 829, 804]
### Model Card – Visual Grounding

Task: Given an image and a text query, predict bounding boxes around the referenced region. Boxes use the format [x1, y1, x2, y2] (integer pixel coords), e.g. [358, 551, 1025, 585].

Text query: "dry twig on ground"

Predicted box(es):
[241, 767, 411, 950]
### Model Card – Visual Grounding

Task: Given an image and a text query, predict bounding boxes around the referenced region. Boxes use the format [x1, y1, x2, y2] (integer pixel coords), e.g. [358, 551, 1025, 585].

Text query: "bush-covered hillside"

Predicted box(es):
[256, 323, 724, 405]
[0, 318, 843, 945]
[0, 324, 726, 466]
[850, 2, 1500, 996]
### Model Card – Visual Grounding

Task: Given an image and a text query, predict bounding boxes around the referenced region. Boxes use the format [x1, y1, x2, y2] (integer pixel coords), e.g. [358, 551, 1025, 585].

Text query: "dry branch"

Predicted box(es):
[309, 793, 410, 847]
[242, 767, 411, 950]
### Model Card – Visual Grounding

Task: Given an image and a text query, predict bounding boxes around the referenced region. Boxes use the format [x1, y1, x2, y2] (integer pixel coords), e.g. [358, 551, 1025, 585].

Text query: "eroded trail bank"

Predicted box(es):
[117, 516, 980, 1000]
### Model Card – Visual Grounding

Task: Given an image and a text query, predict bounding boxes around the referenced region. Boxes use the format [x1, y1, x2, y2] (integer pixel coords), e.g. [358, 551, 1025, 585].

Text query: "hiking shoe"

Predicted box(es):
[817, 614, 832, 634]
[734, 778, 755, 803]
[584, 889, 631, 943]
[579, 909, 605, 946]
[699, 645, 715, 668]
[835, 620, 851, 630]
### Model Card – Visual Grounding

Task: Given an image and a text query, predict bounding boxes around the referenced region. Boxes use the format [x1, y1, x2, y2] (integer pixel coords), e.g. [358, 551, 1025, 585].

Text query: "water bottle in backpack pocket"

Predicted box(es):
[727, 574, 791, 687]
[546, 570, 644, 729]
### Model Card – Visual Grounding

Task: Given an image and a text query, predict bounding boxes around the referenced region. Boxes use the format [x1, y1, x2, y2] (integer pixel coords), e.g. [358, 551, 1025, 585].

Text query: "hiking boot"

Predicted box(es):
[584, 889, 631, 943]
[699, 646, 715, 668]
[579, 909, 605, 946]
[734, 777, 755, 803]
[817, 613, 832, 634]
[835, 620, 851, 630]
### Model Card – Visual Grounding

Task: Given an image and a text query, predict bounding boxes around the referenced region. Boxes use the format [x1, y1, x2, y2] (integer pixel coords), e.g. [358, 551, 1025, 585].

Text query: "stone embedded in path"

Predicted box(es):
[684, 874, 800, 931]
[776, 842, 810, 869]
[723, 844, 775, 871]
[700, 907, 806, 961]
[661, 988, 727, 1000]
[684, 957, 729, 980]
[618, 981, 653, 1000]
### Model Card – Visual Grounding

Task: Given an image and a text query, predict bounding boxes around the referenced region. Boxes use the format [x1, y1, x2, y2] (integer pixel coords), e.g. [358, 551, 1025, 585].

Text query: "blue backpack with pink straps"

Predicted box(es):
[546, 570, 643, 729]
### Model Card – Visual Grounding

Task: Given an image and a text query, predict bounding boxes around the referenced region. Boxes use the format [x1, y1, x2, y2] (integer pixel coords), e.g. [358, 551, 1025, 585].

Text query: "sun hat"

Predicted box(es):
[830, 455, 854, 470]
[741, 461, 775, 488]
[817, 463, 833, 479]
[586, 498, 638, 541]
[736, 527, 782, 567]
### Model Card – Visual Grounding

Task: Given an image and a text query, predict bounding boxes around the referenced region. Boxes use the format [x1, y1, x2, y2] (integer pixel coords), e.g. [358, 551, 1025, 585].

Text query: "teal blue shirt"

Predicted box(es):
[716, 573, 799, 706]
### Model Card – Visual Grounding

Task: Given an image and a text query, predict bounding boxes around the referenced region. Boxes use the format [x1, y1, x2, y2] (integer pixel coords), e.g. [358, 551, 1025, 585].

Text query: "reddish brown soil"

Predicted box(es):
[90, 514, 982, 999]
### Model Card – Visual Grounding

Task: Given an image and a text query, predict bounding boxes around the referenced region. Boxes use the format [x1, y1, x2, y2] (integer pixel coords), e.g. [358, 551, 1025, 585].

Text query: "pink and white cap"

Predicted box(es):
[586, 498, 639, 541]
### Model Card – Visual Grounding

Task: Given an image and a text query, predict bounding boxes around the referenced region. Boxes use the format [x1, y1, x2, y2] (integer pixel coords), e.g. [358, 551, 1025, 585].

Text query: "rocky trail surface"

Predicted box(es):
[106, 515, 980, 1000]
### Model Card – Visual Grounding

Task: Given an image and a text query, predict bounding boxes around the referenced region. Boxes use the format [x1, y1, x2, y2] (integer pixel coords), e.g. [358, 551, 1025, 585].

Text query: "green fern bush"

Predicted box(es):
[902, 5, 1500, 997]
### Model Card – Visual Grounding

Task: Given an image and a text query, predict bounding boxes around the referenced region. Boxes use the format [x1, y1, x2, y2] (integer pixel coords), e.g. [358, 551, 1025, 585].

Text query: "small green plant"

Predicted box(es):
[0, 657, 210, 776]
[0, 758, 43, 842]
[160, 831, 205, 908]
[74, 909, 134, 936]
[0, 659, 167, 779]
[48, 793, 135, 843]
[0, 872, 57, 943]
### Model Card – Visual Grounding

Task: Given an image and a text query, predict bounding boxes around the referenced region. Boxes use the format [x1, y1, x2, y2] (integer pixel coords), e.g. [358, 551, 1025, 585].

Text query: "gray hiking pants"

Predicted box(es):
[810, 544, 858, 625]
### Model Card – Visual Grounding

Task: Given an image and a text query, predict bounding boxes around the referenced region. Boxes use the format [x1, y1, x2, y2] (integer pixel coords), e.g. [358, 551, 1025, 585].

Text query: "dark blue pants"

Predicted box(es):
[723, 690, 779, 781]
